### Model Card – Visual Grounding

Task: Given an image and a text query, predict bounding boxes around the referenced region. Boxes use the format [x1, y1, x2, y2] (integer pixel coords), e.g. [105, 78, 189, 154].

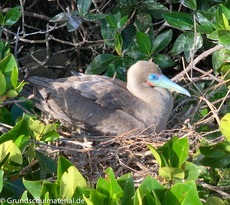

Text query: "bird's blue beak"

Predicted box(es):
[147, 74, 191, 97]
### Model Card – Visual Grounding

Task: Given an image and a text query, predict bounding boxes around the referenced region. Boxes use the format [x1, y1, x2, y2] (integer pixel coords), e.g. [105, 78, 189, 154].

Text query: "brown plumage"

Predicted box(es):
[23, 61, 190, 136]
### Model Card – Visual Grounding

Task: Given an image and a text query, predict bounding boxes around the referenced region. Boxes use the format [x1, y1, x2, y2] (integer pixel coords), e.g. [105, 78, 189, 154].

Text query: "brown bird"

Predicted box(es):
[24, 61, 190, 136]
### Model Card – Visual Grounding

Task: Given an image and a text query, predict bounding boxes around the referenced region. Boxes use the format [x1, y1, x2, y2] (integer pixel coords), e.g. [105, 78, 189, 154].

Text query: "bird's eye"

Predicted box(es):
[149, 74, 159, 81]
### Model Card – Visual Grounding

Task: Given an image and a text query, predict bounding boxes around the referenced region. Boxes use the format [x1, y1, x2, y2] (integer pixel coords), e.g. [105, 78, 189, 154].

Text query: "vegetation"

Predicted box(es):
[0, 0, 230, 204]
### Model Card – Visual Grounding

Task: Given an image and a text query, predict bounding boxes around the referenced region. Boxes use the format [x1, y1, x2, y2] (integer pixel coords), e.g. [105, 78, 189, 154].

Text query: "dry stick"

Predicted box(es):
[0, 92, 35, 107]
[172, 45, 225, 83]
[197, 180, 230, 199]
[193, 67, 221, 82]
[20, 160, 39, 175]
[19, 0, 25, 37]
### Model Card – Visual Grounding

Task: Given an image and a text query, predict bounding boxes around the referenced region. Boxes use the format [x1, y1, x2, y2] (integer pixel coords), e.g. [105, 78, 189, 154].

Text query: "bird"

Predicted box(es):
[23, 61, 190, 136]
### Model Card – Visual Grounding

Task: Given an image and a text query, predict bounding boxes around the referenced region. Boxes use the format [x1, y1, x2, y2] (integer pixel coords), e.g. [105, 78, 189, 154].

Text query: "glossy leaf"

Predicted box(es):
[77, 0, 92, 16]
[67, 16, 82, 32]
[137, 2, 169, 20]
[105, 16, 117, 28]
[199, 143, 229, 158]
[14, 135, 29, 154]
[151, 29, 172, 53]
[184, 32, 203, 62]
[86, 54, 118, 74]
[84, 13, 107, 21]
[101, 19, 115, 47]
[204, 196, 225, 205]
[172, 32, 191, 56]
[163, 12, 194, 30]
[184, 162, 202, 181]
[11, 66, 18, 88]
[4, 6, 21, 26]
[60, 166, 87, 199]
[0, 54, 18, 89]
[119, 15, 128, 28]
[135, 13, 154, 36]
[220, 113, 230, 141]
[0, 71, 6, 96]
[36, 151, 57, 174]
[159, 167, 185, 180]
[152, 54, 175, 68]
[23, 179, 43, 200]
[121, 24, 136, 49]
[199, 155, 230, 168]
[0, 119, 29, 144]
[90, 189, 106, 205]
[165, 181, 202, 205]
[148, 144, 165, 167]
[179, 0, 197, 10]
[117, 0, 139, 7]
[7, 90, 18, 98]
[212, 48, 230, 72]
[218, 30, 230, 49]
[57, 156, 72, 182]
[42, 130, 59, 142]
[0, 107, 14, 126]
[115, 32, 123, 56]
[134, 175, 167, 204]
[117, 174, 135, 205]
[136, 31, 151, 54]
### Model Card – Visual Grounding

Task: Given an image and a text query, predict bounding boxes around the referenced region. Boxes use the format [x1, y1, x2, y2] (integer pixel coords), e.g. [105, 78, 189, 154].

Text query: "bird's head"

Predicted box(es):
[127, 61, 190, 97]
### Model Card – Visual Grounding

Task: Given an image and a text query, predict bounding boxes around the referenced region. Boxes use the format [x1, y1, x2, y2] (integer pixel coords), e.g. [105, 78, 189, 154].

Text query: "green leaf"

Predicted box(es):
[0, 12, 3, 25]
[115, 32, 123, 56]
[184, 162, 202, 181]
[220, 113, 230, 140]
[14, 135, 29, 154]
[117, 0, 139, 7]
[77, 0, 92, 16]
[147, 144, 165, 167]
[184, 32, 203, 62]
[4, 6, 21, 26]
[0, 170, 3, 193]
[134, 175, 167, 204]
[0, 107, 14, 126]
[40, 181, 58, 200]
[136, 31, 151, 54]
[212, 48, 230, 73]
[173, 137, 188, 168]
[85, 54, 118, 74]
[11, 66, 18, 88]
[23, 179, 43, 200]
[218, 30, 230, 50]
[28, 118, 45, 140]
[119, 15, 128, 28]
[204, 196, 225, 205]
[101, 19, 115, 47]
[105, 16, 118, 28]
[0, 54, 18, 89]
[163, 12, 194, 30]
[121, 24, 136, 49]
[117, 173, 135, 205]
[0, 119, 29, 144]
[42, 130, 59, 142]
[165, 181, 202, 205]
[84, 13, 107, 21]
[90, 189, 106, 205]
[57, 156, 72, 182]
[199, 143, 228, 158]
[137, 2, 169, 20]
[35, 150, 57, 174]
[179, 0, 197, 10]
[151, 29, 173, 53]
[0, 71, 6, 96]
[135, 13, 154, 36]
[172, 32, 192, 56]
[60, 166, 87, 199]
[159, 167, 185, 180]
[199, 155, 230, 168]
[7, 90, 18, 98]
[67, 15, 82, 32]
[152, 54, 175, 68]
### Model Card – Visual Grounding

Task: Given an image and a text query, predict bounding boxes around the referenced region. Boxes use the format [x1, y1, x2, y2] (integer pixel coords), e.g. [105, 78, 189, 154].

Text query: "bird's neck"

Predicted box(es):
[127, 83, 174, 132]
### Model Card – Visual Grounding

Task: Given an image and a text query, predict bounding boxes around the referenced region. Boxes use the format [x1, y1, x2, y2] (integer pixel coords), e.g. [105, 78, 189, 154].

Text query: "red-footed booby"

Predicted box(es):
[24, 61, 190, 135]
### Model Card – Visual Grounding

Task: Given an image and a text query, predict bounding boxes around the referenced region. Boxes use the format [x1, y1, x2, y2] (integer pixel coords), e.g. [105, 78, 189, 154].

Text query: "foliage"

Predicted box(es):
[1, 0, 230, 204]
